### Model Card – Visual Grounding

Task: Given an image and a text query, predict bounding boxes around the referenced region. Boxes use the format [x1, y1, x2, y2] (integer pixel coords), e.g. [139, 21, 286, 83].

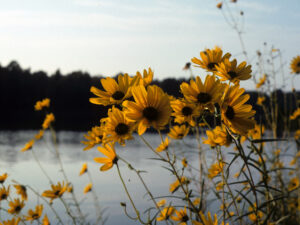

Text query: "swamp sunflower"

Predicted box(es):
[288, 177, 299, 191]
[25, 205, 43, 222]
[94, 142, 118, 171]
[256, 74, 267, 89]
[191, 47, 231, 72]
[171, 98, 200, 126]
[156, 206, 175, 221]
[0, 186, 10, 201]
[290, 108, 300, 120]
[192, 211, 228, 225]
[156, 137, 169, 152]
[34, 98, 50, 111]
[104, 106, 134, 145]
[82, 125, 105, 151]
[208, 162, 224, 179]
[83, 183, 92, 194]
[290, 55, 300, 74]
[168, 125, 190, 140]
[215, 58, 252, 84]
[90, 73, 136, 106]
[42, 181, 67, 200]
[203, 126, 231, 147]
[42, 215, 50, 225]
[21, 139, 34, 152]
[42, 113, 55, 130]
[79, 163, 88, 176]
[14, 185, 27, 201]
[171, 207, 189, 225]
[0, 173, 8, 184]
[135, 68, 153, 86]
[123, 85, 171, 135]
[0, 218, 21, 225]
[180, 75, 225, 112]
[221, 85, 255, 135]
[8, 199, 24, 214]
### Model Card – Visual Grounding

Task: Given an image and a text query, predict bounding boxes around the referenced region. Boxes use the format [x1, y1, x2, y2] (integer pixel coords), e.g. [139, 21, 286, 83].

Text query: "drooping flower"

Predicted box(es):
[168, 125, 190, 140]
[94, 142, 118, 171]
[221, 85, 255, 135]
[42, 181, 67, 200]
[191, 47, 231, 72]
[103, 106, 135, 145]
[0, 173, 8, 184]
[90, 73, 136, 106]
[169, 177, 189, 193]
[0, 186, 10, 201]
[203, 126, 231, 147]
[290, 108, 300, 120]
[135, 68, 153, 86]
[171, 207, 189, 225]
[180, 75, 225, 111]
[171, 99, 200, 126]
[21, 139, 35, 152]
[156, 206, 175, 221]
[215, 58, 252, 84]
[79, 163, 88, 176]
[42, 113, 55, 130]
[34, 98, 50, 111]
[256, 74, 267, 88]
[290, 55, 300, 74]
[8, 199, 25, 214]
[156, 137, 169, 152]
[208, 162, 224, 179]
[82, 125, 105, 151]
[83, 183, 92, 194]
[14, 185, 27, 201]
[123, 85, 171, 135]
[25, 205, 43, 222]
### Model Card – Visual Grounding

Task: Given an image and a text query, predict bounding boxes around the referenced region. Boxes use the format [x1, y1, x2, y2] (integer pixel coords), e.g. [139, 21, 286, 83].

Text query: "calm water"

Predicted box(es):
[0, 131, 296, 224]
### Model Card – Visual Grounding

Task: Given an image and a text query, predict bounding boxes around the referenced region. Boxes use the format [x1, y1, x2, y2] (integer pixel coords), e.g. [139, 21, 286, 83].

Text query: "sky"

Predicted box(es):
[0, 0, 299, 90]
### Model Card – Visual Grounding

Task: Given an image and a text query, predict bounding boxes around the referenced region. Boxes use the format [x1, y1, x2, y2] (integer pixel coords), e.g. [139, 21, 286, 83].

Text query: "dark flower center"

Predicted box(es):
[54, 190, 60, 196]
[228, 71, 237, 78]
[207, 62, 217, 70]
[178, 133, 184, 138]
[297, 62, 300, 67]
[115, 123, 129, 135]
[197, 92, 211, 104]
[21, 185, 27, 192]
[225, 106, 235, 120]
[1, 194, 7, 199]
[113, 157, 119, 164]
[15, 206, 21, 213]
[182, 215, 189, 222]
[182, 106, 193, 116]
[112, 91, 125, 100]
[143, 107, 159, 121]
[32, 213, 39, 219]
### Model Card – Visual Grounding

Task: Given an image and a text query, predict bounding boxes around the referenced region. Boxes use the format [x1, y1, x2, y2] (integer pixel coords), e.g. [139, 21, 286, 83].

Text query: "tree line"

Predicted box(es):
[0, 61, 298, 133]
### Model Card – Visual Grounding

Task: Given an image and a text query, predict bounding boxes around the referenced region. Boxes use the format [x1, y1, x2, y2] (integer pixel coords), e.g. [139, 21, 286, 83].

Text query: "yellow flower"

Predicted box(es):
[171, 207, 189, 225]
[0, 218, 21, 225]
[169, 177, 189, 193]
[191, 47, 231, 72]
[14, 185, 27, 201]
[290, 108, 300, 120]
[248, 203, 264, 223]
[42, 181, 67, 200]
[42, 215, 50, 225]
[0, 186, 10, 201]
[171, 98, 200, 126]
[34, 98, 50, 111]
[256, 74, 267, 88]
[180, 75, 225, 111]
[156, 206, 175, 221]
[156, 137, 169, 152]
[290, 55, 300, 74]
[208, 162, 224, 179]
[221, 84, 255, 135]
[123, 85, 171, 135]
[182, 158, 188, 168]
[103, 106, 135, 145]
[157, 199, 166, 207]
[248, 123, 265, 140]
[216, 2, 222, 9]
[168, 125, 190, 139]
[203, 126, 231, 147]
[216, 181, 224, 191]
[274, 149, 281, 157]
[288, 177, 299, 191]
[193, 198, 200, 206]
[35, 130, 44, 140]
[25, 205, 43, 221]
[192, 211, 228, 225]
[94, 142, 118, 171]
[79, 163, 88, 176]
[83, 183, 92, 194]
[21, 139, 35, 152]
[256, 96, 265, 106]
[0, 173, 8, 184]
[135, 68, 153, 86]
[67, 183, 73, 193]
[8, 199, 25, 214]
[294, 129, 300, 139]
[82, 125, 105, 151]
[90, 73, 136, 106]
[215, 58, 252, 84]
[42, 113, 55, 129]
[290, 158, 296, 166]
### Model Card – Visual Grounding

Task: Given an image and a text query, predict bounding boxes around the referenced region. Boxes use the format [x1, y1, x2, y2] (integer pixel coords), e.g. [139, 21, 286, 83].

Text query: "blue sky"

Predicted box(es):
[0, 0, 299, 89]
